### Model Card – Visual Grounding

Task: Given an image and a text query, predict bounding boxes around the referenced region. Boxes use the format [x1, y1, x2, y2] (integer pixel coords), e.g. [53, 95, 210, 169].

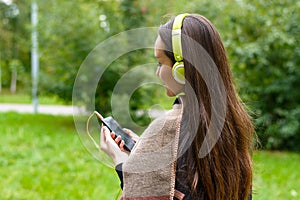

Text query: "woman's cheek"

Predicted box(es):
[160, 67, 173, 82]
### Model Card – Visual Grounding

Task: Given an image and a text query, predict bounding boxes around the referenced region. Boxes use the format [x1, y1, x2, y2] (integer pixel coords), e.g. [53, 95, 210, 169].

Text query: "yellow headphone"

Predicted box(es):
[172, 13, 189, 84]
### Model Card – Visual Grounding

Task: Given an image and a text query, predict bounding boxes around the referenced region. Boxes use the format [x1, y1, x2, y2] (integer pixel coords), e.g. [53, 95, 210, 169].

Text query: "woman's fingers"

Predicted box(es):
[114, 135, 122, 145]
[99, 125, 129, 165]
[123, 128, 139, 142]
[103, 126, 110, 138]
[114, 135, 128, 153]
[119, 140, 125, 151]
[123, 128, 133, 136]
[100, 126, 109, 151]
[101, 126, 116, 146]
[101, 126, 133, 153]
[110, 131, 115, 139]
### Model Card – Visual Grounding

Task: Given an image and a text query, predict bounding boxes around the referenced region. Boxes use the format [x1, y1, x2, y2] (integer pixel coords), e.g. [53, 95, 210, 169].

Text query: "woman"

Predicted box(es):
[100, 13, 254, 200]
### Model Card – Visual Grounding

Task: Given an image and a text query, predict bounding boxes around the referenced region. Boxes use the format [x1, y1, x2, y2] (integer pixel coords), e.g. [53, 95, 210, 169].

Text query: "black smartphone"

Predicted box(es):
[94, 111, 135, 152]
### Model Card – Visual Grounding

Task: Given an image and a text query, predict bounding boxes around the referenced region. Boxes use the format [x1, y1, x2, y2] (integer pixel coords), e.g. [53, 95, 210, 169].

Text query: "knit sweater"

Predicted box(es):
[121, 103, 183, 200]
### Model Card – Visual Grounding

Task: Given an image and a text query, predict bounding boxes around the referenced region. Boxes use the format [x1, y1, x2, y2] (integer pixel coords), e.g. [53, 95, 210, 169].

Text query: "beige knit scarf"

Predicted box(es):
[121, 103, 183, 200]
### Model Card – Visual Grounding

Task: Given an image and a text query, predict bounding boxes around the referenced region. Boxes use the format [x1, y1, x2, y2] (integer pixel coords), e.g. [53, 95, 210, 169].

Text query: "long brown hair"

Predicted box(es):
[159, 14, 254, 200]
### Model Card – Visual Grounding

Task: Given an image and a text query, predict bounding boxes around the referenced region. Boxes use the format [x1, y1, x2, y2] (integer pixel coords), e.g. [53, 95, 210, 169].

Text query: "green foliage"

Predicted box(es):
[37, 0, 105, 101]
[0, 0, 31, 91]
[223, 0, 300, 151]
[184, 0, 300, 150]
[8, 59, 23, 72]
[120, 0, 146, 29]
[1, 0, 299, 150]
[94, 0, 158, 131]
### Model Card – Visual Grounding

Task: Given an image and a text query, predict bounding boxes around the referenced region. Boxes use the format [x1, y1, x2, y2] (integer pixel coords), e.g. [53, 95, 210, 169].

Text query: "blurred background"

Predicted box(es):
[0, 0, 299, 199]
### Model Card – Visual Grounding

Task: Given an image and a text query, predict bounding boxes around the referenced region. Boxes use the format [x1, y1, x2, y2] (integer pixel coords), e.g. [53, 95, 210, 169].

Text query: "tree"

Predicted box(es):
[92, 0, 163, 132]
[0, 0, 31, 93]
[192, 0, 300, 150]
[1, 0, 299, 151]
[37, 0, 105, 101]
[9, 58, 23, 93]
[226, 1, 300, 150]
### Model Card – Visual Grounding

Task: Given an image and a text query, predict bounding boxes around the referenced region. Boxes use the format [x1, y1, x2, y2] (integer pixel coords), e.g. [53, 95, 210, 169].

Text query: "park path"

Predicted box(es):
[0, 103, 77, 116]
[0, 103, 165, 117]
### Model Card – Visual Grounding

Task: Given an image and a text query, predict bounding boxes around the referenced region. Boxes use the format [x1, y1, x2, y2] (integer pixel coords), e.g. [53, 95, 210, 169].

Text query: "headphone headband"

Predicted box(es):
[172, 13, 189, 62]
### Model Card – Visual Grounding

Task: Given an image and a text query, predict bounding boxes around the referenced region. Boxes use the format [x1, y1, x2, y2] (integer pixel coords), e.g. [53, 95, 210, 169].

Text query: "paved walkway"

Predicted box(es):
[0, 103, 165, 117]
[0, 103, 77, 116]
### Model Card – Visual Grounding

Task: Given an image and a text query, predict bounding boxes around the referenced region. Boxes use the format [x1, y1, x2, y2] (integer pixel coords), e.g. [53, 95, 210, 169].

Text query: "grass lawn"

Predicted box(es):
[0, 91, 68, 105]
[253, 151, 300, 200]
[0, 112, 299, 200]
[0, 112, 120, 200]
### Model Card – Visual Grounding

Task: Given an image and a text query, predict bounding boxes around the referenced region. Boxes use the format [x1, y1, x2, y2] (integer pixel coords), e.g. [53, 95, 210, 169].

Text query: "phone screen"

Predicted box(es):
[95, 111, 135, 152]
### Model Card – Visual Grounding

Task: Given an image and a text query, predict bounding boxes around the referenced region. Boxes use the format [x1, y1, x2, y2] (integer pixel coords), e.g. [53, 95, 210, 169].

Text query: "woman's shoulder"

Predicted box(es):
[151, 104, 182, 126]
[139, 104, 182, 139]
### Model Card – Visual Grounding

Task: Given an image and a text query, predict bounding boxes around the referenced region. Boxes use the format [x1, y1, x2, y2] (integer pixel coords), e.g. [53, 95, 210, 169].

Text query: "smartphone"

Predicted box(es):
[94, 111, 135, 152]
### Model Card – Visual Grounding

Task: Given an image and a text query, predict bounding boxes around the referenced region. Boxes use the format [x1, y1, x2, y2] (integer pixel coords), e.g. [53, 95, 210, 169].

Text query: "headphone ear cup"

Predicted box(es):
[172, 62, 185, 84]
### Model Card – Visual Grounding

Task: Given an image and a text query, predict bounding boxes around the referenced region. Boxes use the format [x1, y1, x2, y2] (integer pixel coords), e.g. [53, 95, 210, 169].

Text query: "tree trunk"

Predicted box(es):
[10, 70, 17, 94]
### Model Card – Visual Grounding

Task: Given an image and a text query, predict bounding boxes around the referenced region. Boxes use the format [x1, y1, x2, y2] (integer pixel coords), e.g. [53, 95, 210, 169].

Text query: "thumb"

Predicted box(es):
[103, 126, 112, 142]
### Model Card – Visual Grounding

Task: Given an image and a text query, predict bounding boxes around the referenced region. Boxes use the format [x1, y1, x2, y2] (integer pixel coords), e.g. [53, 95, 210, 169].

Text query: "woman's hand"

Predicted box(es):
[100, 126, 128, 166]
[110, 128, 140, 154]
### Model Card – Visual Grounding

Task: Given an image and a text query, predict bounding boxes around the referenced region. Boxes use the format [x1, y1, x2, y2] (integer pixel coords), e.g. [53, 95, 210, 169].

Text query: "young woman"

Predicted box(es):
[100, 13, 254, 200]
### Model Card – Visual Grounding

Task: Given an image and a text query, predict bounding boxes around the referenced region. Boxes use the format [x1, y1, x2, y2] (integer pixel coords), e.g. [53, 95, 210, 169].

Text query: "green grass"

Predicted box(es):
[0, 112, 120, 200]
[0, 112, 299, 200]
[0, 91, 68, 105]
[253, 151, 300, 200]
